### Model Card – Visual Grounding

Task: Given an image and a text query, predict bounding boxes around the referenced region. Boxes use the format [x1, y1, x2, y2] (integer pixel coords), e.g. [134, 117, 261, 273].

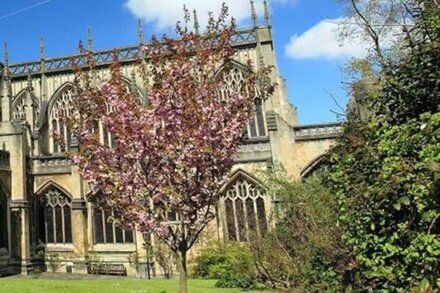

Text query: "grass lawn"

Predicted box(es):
[0, 276, 270, 293]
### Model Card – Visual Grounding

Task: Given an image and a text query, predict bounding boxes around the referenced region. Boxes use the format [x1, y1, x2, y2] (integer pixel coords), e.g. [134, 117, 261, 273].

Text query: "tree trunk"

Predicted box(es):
[177, 249, 188, 293]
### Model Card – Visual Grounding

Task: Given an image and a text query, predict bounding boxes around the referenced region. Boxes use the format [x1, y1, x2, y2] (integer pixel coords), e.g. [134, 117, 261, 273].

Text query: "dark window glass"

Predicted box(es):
[110, 133, 116, 147]
[38, 204, 45, 244]
[105, 211, 114, 243]
[115, 227, 124, 243]
[248, 117, 257, 137]
[46, 206, 54, 243]
[59, 121, 65, 152]
[246, 198, 256, 231]
[256, 197, 267, 234]
[235, 199, 246, 241]
[168, 210, 177, 222]
[55, 206, 63, 243]
[94, 208, 104, 243]
[256, 104, 266, 136]
[125, 230, 134, 243]
[64, 205, 72, 243]
[225, 199, 236, 241]
[52, 119, 59, 153]
[103, 126, 109, 146]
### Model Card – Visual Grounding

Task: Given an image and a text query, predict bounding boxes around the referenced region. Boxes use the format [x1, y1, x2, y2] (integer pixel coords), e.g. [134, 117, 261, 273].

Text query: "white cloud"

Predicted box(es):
[124, 0, 298, 30]
[285, 18, 370, 60]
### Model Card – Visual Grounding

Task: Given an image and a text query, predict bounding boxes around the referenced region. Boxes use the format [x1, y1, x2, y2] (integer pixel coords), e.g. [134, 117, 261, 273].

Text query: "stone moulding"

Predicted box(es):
[294, 122, 342, 141]
[10, 200, 30, 209]
[29, 155, 72, 175]
[239, 142, 271, 153]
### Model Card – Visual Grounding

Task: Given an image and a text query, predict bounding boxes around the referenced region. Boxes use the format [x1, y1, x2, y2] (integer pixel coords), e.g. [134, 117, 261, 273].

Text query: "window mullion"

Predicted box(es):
[112, 211, 116, 244]
[232, 187, 239, 241]
[61, 205, 65, 244]
[52, 206, 56, 244]
[102, 210, 107, 244]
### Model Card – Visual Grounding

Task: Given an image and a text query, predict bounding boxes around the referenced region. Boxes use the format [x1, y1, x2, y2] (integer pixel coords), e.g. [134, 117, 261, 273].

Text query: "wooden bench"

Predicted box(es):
[87, 263, 127, 276]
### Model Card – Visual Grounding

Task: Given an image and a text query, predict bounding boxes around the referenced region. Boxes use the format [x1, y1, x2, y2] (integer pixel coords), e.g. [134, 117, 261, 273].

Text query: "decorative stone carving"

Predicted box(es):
[40, 156, 71, 167]
[12, 97, 26, 121]
[239, 143, 271, 153]
[9, 29, 257, 77]
[294, 123, 342, 140]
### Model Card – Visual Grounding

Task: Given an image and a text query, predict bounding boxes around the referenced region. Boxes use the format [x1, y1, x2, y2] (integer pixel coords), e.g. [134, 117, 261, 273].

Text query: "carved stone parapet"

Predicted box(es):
[237, 140, 272, 163]
[29, 155, 72, 175]
[294, 123, 342, 141]
[9, 28, 258, 78]
[239, 142, 271, 153]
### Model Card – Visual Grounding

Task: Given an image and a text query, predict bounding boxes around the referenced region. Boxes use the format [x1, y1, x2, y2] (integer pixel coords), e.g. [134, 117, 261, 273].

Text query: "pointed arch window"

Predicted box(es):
[12, 95, 27, 122]
[49, 87, 76, 153]
[217, 66, 267, 138]
[223, 175, 268, 241]
[93, 207, 134, 244]
[42, 188, 72, 244]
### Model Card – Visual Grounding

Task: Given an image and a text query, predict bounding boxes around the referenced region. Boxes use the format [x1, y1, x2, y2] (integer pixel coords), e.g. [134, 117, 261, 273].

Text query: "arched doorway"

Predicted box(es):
[0, 190, 9, 255]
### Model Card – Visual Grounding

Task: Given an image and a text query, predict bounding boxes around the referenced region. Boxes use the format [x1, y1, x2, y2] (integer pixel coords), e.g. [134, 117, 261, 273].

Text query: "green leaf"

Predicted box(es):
[418, 278, 431, 292]
[398, 196, 411, 206]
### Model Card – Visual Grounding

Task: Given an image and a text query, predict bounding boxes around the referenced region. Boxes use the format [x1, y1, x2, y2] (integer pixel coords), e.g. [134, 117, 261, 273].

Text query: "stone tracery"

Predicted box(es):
[49, 86, 76, 153]
[223, 175, 268, 242]
[217, 66, 267, 138]
[12, 95, 27, 121]
[42, 188, 72, 244]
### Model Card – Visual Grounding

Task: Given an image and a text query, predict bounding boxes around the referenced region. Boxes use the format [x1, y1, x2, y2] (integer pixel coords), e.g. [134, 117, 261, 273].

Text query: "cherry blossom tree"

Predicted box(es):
[64, 5, 274, 292]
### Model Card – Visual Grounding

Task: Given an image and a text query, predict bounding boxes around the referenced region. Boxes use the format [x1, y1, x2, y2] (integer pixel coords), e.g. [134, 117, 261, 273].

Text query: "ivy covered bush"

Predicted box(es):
[324, 2, 440, 291]
[327, 113, 440, 291]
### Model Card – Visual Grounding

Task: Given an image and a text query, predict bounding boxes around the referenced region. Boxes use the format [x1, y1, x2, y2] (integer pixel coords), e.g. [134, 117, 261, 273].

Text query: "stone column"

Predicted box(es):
[71, 200, 88, 274]
[71, 165, 88, 274]
[10, 200, 31, 274]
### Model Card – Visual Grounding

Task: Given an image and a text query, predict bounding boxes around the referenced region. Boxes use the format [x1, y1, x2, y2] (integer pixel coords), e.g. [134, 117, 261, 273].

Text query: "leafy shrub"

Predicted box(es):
[216, 270, 256, 289]
[192, 242, 256, 289]
[249, 169, 346, 291]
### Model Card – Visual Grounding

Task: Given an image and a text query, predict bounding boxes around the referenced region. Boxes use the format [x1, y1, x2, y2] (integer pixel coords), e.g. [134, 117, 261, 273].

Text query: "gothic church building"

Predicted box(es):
[0, 7, 341, 276]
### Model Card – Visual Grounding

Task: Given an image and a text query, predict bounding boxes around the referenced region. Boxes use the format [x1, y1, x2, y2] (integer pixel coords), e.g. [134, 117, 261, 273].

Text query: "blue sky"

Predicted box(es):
[0, 0, 367, 124]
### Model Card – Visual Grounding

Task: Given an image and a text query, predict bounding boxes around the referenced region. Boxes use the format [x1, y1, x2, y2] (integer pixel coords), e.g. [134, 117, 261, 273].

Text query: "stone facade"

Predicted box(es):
[0, 19, 341, 277]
